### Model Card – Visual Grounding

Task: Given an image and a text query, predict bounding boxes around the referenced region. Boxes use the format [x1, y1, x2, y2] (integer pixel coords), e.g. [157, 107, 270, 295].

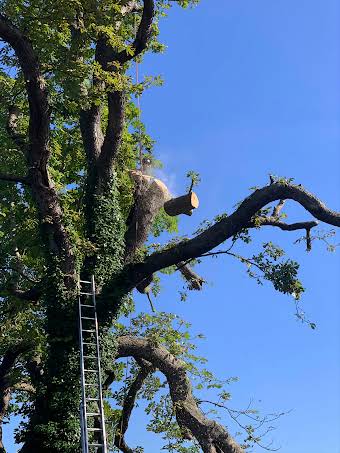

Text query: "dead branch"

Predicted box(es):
[117, 336, 244, 453]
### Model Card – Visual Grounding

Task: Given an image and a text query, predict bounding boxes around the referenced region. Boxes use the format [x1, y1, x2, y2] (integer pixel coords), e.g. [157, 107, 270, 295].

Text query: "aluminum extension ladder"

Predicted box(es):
[78, 275, 108, 453]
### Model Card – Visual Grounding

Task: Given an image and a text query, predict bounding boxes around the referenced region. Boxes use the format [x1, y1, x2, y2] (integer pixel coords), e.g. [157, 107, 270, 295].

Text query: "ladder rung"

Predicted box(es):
[80, 292, 92, 296]
[81, 316, 96, 320]
[84, 355, 97, 359]
[84, 369, 98, 373]
[88, 443, 104, 447]
[86, 397, 100, 401]
[82, 329, 96, 333]
[87, 412, 101, 416]
[84, 383, 97, 386]
[87, 427, 102, 431]
[79, 280, 91, 283]
[83, 342, 96, 345]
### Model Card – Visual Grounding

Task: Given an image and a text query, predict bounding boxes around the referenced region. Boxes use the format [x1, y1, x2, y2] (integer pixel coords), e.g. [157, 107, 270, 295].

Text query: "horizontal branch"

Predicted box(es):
[116, 336, 244, 453]
[0, 284, 42, 302]
[0, 173, 29, 185]
[247, 216, 319, 231]
[123, 183, 339, 289]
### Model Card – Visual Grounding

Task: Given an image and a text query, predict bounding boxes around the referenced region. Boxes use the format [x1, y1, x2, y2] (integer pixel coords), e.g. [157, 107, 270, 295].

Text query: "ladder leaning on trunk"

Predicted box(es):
[78, 275, 108, 453]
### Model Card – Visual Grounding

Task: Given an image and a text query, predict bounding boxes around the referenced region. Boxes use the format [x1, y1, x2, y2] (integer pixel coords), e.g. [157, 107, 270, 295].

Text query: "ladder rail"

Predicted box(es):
[78, 275, 107, 453]
[91, 274, 108, 453]
[78, 290, 89, 453]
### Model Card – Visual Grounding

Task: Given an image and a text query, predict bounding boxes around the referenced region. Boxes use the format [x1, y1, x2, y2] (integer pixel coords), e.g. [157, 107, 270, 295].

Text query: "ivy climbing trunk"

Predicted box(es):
[20, 267, 81, 453]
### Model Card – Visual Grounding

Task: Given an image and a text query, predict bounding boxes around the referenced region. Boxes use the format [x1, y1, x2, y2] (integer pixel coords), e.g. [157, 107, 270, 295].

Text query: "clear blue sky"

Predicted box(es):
[4, 1, 340, 452]
[127, 1, 340, 451]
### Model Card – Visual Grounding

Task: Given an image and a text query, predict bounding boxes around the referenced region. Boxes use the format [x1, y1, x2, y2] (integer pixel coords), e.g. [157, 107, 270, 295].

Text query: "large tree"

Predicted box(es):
[0, 1, 339, 452]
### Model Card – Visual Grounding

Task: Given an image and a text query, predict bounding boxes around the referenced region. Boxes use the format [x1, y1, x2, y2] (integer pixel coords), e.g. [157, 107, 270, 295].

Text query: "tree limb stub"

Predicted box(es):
[116, 336, 244, 453]
[177, 262, 205, 290]
[124, 171, 171, 259]
[164, 192, 199, 217]
[123, 183, 340, 289]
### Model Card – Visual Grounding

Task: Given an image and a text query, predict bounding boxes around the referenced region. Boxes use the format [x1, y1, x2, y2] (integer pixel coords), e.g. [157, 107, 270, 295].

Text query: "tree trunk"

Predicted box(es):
[20, 277, 81, 453]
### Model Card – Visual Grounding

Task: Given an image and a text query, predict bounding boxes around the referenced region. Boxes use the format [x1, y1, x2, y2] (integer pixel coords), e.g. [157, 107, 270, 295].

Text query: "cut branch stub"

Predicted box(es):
[136, 274, 153, 294]
[164, 192, 199, 217]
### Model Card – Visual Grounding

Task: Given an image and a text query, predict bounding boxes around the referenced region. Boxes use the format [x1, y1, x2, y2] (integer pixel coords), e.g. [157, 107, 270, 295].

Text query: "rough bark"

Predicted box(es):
[124, 171, 171, 259]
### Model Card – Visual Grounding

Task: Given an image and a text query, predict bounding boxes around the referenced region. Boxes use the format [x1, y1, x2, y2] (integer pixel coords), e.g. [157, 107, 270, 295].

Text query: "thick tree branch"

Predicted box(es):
[121, 183, 340, 290]
[0, 14, 49, 176]
[116, 336, 244, 453]
[0, 15, 74, 275]
[7, 286, 41, 302]
[113, 360, 154, 453]
[116, 0, 155, 64]
[91, 0, 155, 189]
[97, 90, 125, 186]
[79, 107, 104, 164]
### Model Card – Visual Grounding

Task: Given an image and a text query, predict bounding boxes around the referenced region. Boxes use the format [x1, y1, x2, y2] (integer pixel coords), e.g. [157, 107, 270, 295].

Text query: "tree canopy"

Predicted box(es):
[0, 1, 339, 452]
